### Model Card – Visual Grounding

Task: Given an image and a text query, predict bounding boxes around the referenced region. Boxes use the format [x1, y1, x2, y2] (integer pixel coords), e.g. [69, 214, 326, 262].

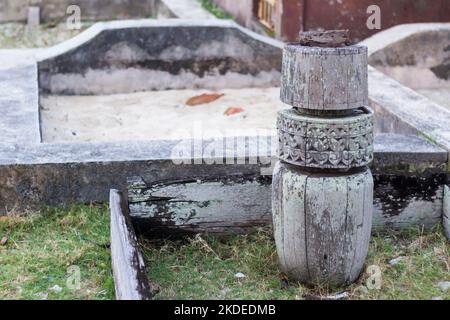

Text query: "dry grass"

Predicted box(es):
[142, 227, 450, 300]
[1, 204, 448, 300]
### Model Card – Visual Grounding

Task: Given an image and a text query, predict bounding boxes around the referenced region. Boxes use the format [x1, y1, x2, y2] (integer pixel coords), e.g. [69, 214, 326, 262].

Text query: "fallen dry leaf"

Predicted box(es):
[224, 107, 244, 116]
[186, 93, 224, 106]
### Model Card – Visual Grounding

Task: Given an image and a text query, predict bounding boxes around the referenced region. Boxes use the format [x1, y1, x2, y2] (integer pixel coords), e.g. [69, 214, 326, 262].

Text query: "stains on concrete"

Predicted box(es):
[373, 174, 445, 217]
[38, 25, 282, 95]
[431, 60, 450, 80]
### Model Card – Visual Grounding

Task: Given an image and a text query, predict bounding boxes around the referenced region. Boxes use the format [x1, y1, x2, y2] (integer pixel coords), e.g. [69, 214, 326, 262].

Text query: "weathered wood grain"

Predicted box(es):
[271, 162, 286, 273]
[280, 44, 368, 110]
[272, 162, 373, 286]
[128, 176, 272, 236]
[272, 162, 309, 281]
[110, 189, 153, 300]
[347, 170, 373, 281]
[304, 174, 347, 285]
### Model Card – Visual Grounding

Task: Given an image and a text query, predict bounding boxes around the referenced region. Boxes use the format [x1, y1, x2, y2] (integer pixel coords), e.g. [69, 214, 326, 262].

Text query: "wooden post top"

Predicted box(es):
[281, 40, 368, 110]
[299, 30, 350, 48]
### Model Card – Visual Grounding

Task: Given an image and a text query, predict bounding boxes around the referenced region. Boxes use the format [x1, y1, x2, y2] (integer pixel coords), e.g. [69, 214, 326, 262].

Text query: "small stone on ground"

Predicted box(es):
[437, 281, 450, 291]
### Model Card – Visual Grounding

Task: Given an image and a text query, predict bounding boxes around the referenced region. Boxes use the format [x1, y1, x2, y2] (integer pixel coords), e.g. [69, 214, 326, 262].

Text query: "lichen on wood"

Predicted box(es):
[273, 30, 374, 287]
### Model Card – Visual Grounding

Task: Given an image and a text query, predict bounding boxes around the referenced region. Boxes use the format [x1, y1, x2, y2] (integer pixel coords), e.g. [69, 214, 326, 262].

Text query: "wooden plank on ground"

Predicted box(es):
[110, 189, 153, 300]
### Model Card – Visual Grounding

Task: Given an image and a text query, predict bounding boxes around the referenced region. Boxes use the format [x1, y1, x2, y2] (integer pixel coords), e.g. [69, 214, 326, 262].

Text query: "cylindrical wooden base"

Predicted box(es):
[272, 161, 373, 287]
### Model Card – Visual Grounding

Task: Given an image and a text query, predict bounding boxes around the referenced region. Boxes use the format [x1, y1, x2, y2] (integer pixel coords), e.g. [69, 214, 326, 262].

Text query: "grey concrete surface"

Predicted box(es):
[363, 24, 450, 162]
[37, 20, 282, 95]
[0, 63, 40, 145]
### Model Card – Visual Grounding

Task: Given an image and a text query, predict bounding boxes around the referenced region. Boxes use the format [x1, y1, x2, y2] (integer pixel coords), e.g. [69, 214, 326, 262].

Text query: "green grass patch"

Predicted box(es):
[143, 227, 450, 300]
[0, 205, 113, 300]
[1, 205, 448, 300]
[199, 0, 233, 19]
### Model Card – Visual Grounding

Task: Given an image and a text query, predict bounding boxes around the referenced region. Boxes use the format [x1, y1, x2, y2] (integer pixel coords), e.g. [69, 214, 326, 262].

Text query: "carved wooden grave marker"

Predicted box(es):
[272, 30, 374, 286]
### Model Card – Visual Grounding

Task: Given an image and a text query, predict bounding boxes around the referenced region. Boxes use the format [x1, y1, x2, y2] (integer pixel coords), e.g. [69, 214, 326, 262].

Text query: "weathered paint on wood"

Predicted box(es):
[272, 162, 373, 286]
[128, 176, 272, 236]
[444, 185, 450, 240]
[125, 173, 440, 236]
[110, 189, 153, 300]
[272, 162, 309, 281]
[280, 44, 368, 110]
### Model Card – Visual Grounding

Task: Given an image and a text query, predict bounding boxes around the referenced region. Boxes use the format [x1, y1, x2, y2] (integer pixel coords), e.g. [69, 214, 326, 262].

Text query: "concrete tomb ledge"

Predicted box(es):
[372, 134, 448, 174]
[0, 64, 40, 146]
[0, 134, 447, 231]
[361, 23, 450, 57]
[36, 19, 283, 95]
[0, 134, 446, 169]
[363, 23, 450, 163]
[364, 23, 450, 230]
[369, 66, 450, 160]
